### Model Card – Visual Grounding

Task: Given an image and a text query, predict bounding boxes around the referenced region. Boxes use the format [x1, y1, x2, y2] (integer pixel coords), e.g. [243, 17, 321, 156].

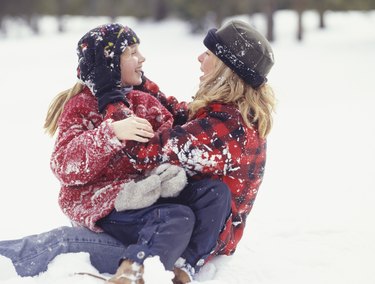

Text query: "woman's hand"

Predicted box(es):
[111, 116, 154, 142]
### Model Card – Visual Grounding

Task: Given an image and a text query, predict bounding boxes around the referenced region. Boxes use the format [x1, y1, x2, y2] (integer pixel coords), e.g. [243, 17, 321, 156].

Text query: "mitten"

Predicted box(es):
[92, 42, 129, 113]
[151, 164, 187, 198]
[115, 175, 161, 211]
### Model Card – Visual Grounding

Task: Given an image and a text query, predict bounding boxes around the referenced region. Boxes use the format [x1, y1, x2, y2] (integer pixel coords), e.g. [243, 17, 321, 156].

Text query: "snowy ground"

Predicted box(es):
[0, 10, 374, 284]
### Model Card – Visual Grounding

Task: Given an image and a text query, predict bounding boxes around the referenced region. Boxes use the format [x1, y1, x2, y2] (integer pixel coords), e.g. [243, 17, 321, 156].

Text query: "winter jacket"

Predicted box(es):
[51, 86, 183, 232]
[116, 101, 267, 256]
[53, 79, 267, 256]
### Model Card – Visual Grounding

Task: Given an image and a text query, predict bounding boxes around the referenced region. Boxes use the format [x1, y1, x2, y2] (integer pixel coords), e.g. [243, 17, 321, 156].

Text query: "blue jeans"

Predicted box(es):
[0, 180, 231, 277]
[97, 179, 232, 272]
[0, 226, 127, 277]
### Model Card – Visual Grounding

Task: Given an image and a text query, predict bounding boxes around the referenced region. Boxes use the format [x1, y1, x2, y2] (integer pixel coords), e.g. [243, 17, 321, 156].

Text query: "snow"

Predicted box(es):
[1, 9, 375, 284]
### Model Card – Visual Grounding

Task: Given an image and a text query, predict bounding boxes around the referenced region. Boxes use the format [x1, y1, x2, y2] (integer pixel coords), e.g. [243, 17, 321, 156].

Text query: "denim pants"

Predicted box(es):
[0, 226, 127, 277]
[97, 179, 232, 272]
[0, 179, 231, 277]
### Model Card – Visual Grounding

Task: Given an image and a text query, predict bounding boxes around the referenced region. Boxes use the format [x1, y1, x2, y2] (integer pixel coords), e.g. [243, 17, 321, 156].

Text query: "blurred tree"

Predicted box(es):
[0, 0, 6, 35]
[123, 0, 153, 19]
[2, 0, 42, 34]
[264, 0, 277, 42]
[57, 0, 68, 32]
[151, 0, 169, 21]
[109, 0, 122, 21]
[331, 0, 375, 10]
[316, 0, 327, 29]
[170, 0, 255, 32]
[171, 0, 213, 32]
[292, 0, 308, 41]
[1, 0, 374, 38]
[87, 0, 100, 16]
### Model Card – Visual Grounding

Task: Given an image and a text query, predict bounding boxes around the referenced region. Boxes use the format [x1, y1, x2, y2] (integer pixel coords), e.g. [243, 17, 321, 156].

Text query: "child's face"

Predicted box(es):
[120, 44, 145, 86]
[198, 50, 216, 81]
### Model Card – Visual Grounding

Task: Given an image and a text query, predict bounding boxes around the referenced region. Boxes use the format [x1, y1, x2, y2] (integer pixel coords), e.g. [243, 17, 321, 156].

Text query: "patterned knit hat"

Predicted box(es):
[76, 23, 139, 90]
[203, 20, 274, 89]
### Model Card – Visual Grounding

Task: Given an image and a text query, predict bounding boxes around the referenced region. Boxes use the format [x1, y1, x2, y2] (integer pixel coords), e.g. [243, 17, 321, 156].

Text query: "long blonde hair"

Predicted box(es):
[44, 82, 84, 136]
[189, 57, 276, 138]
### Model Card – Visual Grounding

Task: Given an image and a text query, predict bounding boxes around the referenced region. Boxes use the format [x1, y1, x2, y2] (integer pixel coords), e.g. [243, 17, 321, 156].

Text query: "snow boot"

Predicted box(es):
[172, 267, 192, 284]
[106, 259, 144, 284]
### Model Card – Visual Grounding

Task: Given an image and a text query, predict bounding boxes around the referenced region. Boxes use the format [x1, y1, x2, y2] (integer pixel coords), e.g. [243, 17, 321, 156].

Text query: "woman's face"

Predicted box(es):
[120, 44, 145, 86]
[198, 50, 216, 81]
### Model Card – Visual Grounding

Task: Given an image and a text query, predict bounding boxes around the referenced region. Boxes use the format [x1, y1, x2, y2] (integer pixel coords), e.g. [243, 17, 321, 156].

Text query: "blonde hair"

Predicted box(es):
[44, 82, 84, 136]
[189, 57, 276, 138]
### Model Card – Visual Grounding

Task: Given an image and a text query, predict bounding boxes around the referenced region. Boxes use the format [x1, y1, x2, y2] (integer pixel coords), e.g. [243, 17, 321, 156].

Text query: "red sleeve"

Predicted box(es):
[103, 91, 174, 133]
[123, 107, 245, 177]
[50, 94, 123, 186]
[134, 76, 189, 126]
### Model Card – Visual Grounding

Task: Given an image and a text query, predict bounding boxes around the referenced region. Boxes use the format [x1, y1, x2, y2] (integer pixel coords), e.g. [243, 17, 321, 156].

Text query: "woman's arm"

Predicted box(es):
[120, 104, 245, 177]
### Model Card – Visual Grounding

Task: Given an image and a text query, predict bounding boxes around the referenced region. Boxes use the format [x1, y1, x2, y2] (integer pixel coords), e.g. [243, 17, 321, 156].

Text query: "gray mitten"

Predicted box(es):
[115, 175, 161, 211]
[151, 163, 187, 198]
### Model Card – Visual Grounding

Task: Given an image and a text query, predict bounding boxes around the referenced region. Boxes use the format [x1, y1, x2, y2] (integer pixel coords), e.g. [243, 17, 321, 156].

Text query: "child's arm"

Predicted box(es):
[50, 95, 152, 186]
[134, 74, 189, 126]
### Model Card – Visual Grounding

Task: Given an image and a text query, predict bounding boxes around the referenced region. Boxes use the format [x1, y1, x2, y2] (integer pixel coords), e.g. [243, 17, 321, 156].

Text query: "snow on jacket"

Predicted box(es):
[51, 86, 179, 231]
[116, 101, 267, 256]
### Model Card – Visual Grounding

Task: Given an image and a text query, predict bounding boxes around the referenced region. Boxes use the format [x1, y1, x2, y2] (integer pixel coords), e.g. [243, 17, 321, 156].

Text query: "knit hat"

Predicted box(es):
[76, 23, 139, 89]
[203, 20, 274, 89]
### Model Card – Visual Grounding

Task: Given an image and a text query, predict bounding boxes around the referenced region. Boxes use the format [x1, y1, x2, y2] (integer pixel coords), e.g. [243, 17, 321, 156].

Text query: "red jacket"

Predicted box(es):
[114, 101, 267, 256]
[53, 82, 266, 256]
[51, 87, 175, 231]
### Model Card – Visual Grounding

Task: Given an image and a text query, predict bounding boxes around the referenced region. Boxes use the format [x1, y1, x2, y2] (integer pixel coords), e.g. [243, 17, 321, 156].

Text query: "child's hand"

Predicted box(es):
[111, 116, 154, 142]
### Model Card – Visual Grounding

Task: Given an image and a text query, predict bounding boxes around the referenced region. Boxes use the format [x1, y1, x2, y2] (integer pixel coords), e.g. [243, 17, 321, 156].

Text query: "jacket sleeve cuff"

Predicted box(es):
[102, 119, 125, 150]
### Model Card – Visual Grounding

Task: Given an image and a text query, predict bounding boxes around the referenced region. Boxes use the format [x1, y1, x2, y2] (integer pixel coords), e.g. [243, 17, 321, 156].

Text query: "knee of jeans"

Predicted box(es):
[57, 226, 86, 240]
[55, 226, 98, 249]
[167, 205, 195, 232]
[211, 181, 231, 205]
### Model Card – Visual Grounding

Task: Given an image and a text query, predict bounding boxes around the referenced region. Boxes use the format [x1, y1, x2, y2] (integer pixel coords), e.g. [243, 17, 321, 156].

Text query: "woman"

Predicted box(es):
[101, 19, 276, 283]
